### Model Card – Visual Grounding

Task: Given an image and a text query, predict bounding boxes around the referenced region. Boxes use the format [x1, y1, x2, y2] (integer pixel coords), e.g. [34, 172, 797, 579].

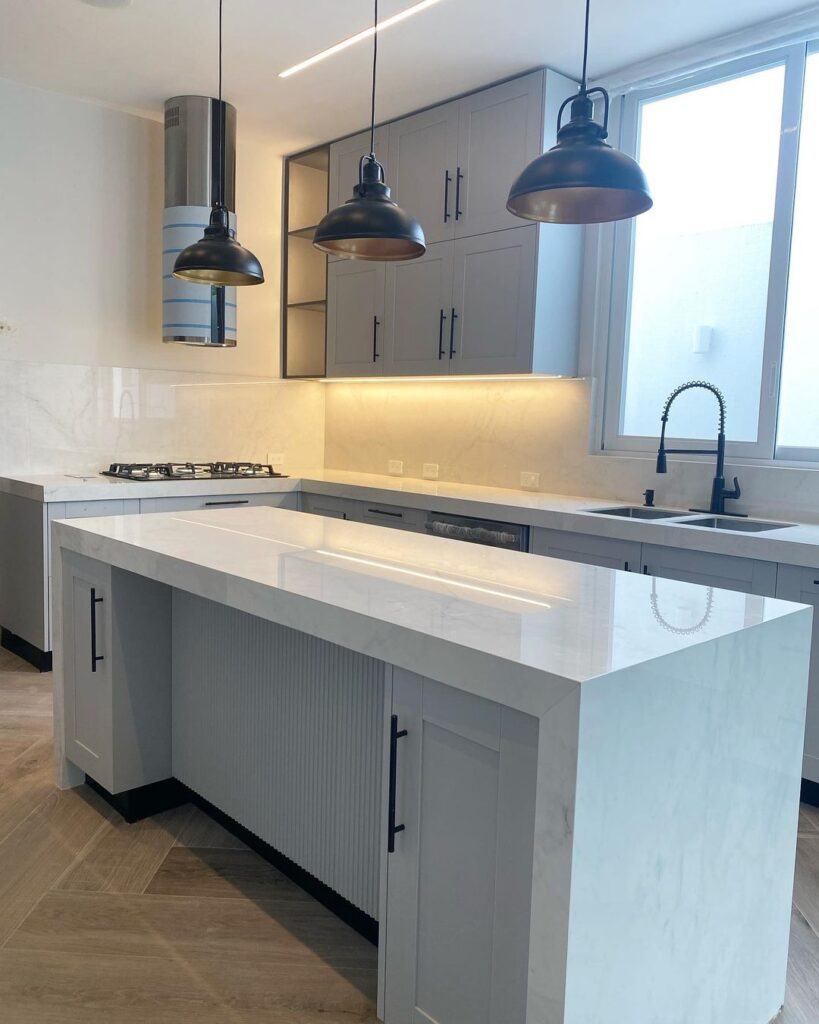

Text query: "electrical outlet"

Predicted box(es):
[422, 463, 439, 480]
[268, 452, 284, 467]
[388, 460, 404, 476]
[0, 319, 17, 335]
[520, 471, 540, 491]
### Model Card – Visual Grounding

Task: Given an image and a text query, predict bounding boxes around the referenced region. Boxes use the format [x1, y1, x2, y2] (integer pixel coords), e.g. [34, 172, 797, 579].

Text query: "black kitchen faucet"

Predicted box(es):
[655, 380, 745, 517]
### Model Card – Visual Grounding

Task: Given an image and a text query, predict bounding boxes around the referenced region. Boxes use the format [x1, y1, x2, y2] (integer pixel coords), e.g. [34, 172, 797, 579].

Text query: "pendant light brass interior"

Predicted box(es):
[174, 0, 264, 286]
[507, 0, 652, 225]
[313, 0, 426, 261]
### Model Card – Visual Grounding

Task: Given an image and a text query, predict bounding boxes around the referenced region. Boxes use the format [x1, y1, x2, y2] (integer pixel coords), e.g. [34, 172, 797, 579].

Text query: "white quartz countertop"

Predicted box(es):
[13, 467, 819, 571]
[51, 506, 803, 716]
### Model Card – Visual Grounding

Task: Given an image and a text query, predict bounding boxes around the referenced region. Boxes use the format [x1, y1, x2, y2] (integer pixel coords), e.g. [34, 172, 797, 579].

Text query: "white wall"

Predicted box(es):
[0, 75, 282, 378]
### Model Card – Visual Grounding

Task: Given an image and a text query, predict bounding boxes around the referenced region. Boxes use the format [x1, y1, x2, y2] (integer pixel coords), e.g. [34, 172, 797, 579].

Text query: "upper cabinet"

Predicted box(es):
[287, 68, 583, 379]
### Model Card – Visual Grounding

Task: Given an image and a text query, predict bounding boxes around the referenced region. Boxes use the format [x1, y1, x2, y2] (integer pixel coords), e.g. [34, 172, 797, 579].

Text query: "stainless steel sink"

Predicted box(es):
[586, 506, 685, 520]
[677, 517, 794, 533]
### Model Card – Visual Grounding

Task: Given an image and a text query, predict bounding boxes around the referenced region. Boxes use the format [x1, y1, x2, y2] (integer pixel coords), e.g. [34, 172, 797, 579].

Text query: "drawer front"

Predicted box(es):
[139, 492, 298, 514]
[642, 544, 777, 596]
[301, 493, 358, 520]
[531, 528, 641, 572]
[355, 502, 426, 532]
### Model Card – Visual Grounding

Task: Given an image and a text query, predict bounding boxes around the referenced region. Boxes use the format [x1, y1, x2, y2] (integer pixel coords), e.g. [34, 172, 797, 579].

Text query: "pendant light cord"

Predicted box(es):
[218, 0, 226, 212]
[369, 0, 378, 157]
[580, 0, 590, 94]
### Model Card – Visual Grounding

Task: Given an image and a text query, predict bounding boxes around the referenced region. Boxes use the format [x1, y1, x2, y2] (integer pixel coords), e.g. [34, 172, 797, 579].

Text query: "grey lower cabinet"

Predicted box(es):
[61, 550, 171, 794]
[384, 667, 538, 1024]
[776, 565, 819, 785]
[326, 260, 387, 377]
[531, 527, 642, 572]
[640, 543, 778, 596]
[138, 492, 298, 514]
[301, 492, 426, 533]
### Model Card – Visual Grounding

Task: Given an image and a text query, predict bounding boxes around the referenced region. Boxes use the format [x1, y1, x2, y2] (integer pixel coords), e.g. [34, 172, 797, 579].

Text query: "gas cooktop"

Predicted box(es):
[101, 462, 288, 481]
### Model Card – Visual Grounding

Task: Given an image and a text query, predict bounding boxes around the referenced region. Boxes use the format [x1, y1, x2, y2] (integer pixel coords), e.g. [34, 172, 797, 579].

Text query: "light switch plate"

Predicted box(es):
[422, 463, 439, 480]
[520, 471, 540, 491]
[268, 452, 284, 467]
[388, 460, 404, 476]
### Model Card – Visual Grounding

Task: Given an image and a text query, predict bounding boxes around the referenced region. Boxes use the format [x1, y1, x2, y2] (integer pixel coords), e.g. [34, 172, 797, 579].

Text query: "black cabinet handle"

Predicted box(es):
[438, 309, 447, 359]
[373, 316, 380, 362]
[449, 307, 459, 358]
[367, 507, 403, 518]
[643, 565, 649, 575]
[90, 587, 104, 673]
[204, 499, 249, 507]
[624, 561, 629, 572]
[444, 170, 452, 222]
[455, 166, 464, 220]
[388, 714, 408, 853]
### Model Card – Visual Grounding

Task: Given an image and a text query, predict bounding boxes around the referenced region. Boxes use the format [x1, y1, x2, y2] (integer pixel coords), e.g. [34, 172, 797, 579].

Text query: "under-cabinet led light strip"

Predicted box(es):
[279, 0, 444, 78]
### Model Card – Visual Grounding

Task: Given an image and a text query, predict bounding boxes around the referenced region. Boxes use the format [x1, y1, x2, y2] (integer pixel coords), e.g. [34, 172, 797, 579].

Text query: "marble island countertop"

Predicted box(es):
[11, 466, 819, 571]
[51, 505, 805, 716]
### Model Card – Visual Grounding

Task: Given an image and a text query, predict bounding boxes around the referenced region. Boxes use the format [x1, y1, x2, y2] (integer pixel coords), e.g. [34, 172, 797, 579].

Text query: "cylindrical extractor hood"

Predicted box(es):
[163, 95, 239, 347]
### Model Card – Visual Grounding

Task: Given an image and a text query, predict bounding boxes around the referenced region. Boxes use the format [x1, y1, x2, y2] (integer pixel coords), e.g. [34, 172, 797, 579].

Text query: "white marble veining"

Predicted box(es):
[51, 505, 805, 709]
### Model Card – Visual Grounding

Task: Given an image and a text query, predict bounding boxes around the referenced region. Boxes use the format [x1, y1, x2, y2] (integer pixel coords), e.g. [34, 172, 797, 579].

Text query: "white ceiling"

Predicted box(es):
[0, 0, 810, 152]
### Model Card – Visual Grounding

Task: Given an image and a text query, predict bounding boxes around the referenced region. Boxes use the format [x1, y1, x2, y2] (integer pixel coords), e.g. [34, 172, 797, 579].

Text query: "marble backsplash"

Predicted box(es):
[0, 358, 325, 476]
[323, 377, 819, 524]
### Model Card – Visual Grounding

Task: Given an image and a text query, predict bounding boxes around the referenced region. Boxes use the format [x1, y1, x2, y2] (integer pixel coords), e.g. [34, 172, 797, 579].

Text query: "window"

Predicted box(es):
[602, 43, 819, 462]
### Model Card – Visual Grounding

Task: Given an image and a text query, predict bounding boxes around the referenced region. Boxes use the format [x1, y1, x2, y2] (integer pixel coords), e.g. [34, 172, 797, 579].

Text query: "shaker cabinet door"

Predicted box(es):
[384, 241, 454, 375]
[450, 226, 537, 375]
[387, 103, 460, 246]
[455, 71, 544, 238]
[326, 260, 386, 377]
[384, 668, 537, 1024]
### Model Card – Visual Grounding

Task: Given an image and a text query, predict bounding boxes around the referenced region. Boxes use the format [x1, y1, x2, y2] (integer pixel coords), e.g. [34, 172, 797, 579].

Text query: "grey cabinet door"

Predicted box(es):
[326, 260, 386, 377]
[62, 551, 114, 791]
[455, 71, 544, 238]
[384, 241, 454, 375]
[641, 544, 778, 596]
[384, 668, 537, 1024]
[138, 493, 298, 514]
[776, 564, 819, 785]
[387, 103, 459, 246]
[531, 528, 642, 572]
[451, 226, 537, 374]
[326, 127, 389, 261]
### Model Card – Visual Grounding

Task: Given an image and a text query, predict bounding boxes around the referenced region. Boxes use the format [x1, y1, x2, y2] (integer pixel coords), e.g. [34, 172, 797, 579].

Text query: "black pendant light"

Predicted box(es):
[313, 0, 425, 261]
[174, 0, 264, 286]
[507, 0, 652, 225]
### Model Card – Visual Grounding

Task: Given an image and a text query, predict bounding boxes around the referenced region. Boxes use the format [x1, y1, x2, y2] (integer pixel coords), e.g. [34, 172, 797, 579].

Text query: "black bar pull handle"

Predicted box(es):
[455, 166, 464, 220]
[444, 170, 452, 222]
[368, 507, 403, 519]
[449, 307, 459, 359]
[624, 561, 629, 572]
[204, 499, 249, 507]
[90, 587, 104, 673]
[387, 714, 408, 853]
[438, 309, 447, 359]
[373, 316, 380, 362]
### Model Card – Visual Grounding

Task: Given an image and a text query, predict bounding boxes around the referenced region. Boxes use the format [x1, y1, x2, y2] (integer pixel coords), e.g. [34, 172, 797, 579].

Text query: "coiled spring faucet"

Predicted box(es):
[656, 380, 744, 517]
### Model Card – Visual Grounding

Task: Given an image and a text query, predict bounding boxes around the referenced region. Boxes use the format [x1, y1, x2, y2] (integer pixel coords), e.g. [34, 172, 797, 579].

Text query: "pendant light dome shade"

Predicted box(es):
[172, 0, 264, 287]
[313, 156, 425, 261]
[174, 207, 265, 285]
[507, 92, 652, 224]
[507, 0, 652, 226]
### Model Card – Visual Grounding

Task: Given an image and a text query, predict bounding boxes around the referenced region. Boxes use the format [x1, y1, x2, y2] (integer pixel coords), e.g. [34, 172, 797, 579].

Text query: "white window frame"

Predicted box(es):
[598, 43, 809, 462]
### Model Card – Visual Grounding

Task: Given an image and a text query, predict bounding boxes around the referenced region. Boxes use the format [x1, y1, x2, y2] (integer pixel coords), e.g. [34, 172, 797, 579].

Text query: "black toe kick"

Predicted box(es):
[1, 628, 52, 672]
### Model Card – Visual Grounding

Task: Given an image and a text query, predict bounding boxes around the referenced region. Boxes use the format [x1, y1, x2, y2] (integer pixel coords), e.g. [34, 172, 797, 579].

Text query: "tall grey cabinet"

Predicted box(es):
[318, 67, 583, 379]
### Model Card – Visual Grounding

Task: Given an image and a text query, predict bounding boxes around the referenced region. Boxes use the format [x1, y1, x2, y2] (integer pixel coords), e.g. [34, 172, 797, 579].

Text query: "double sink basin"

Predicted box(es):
[588, 507, 794, 534]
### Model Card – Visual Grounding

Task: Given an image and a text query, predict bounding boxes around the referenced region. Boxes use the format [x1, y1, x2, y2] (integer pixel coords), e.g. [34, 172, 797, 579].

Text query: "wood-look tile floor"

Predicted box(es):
[0, 644, 816, 1022]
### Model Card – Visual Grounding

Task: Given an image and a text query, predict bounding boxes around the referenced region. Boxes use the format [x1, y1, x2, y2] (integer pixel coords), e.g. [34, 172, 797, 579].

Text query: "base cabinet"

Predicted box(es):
[777, 565, 819, 785]
[61, 551, 172, 794]
[384, 668, 538, 1024]
[531, 527, 642, 571]
[641, 544, 778, 596]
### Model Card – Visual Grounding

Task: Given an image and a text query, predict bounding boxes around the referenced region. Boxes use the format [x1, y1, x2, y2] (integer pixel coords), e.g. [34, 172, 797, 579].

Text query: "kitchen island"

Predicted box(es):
[51, 505, 811, 1024]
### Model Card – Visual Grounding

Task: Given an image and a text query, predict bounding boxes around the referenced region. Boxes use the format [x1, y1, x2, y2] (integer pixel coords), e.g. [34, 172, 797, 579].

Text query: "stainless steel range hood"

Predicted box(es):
[162, 95, 239, 347]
